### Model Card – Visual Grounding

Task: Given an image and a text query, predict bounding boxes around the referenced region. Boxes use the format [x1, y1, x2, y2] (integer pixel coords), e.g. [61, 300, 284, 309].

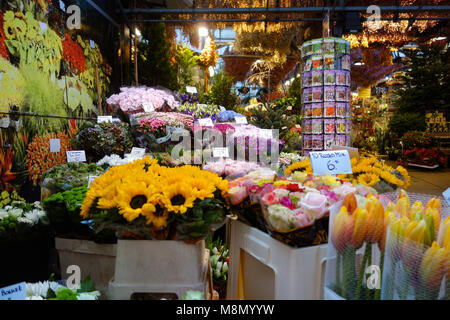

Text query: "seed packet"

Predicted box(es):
[303, 88, 312, 103]
[303, 135, 312, 149]
[336, 86, 346, 102]
[312, 87, 323, 102]
[324, 86, 335, 102]
[301, 40, 313, 58]
[336, 70, 346, 86]
[312, 103, 323, 118]
[346, 118, 352, 133]
[312, 135, 324, 150]
[311, 55, 323, 71]
[335, 39, 347, 54]
[345, 103, 351, 117]
[336, 119, 346, 133]
[323, 54, 335, 70]
[312, 70, 323, 86]
[324, 118, 335, 134]
[312, 119, 323, 134]
[345, 71, 351, 86]
[336, 103, 346, 118]
[324, 70, 335, 85]
[324, 102, 335, 118]
[345, 40, 351, 55]
[346, 87, 351, 102]
[303, 104, 312, 118]
[342, 55, 351, 70]
[346, 134, 352, 146]
[302, 72, 312, 88]
[324, 134, 335, 150]
[323, 38, 335, 53]
[303, 119, 312, 134]
[303, 59, 312, 72]
[311, 39, 323, 54]
[336, 134, 346, 147]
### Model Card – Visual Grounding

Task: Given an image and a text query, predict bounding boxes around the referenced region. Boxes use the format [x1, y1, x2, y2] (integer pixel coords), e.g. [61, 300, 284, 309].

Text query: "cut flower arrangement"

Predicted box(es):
[285, 156, 410, 193]
[80, 157, 229, 241]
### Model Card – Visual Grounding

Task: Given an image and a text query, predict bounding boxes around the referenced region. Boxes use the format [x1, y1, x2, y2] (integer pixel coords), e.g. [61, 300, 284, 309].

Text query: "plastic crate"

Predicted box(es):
[107, 240, 210, 300]
[226, 220, 328, 300]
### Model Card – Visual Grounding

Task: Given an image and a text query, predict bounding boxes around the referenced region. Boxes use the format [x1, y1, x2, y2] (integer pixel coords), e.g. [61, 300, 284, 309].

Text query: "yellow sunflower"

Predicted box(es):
[142, 202, 169, 229]
[357, 173, 380, 187]
[116, 183, 157, 222]
[161, 183, 197, 214]
[3, 11, 15, 39]
[284, 159, 312, 176]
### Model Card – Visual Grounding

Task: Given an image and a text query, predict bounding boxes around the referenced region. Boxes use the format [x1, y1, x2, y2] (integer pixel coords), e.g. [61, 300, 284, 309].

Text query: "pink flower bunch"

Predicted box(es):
[136, 112, 194, 131]
[203, 159, 261, 177]
[107, 86, 180, 112]
[137, 118, 166, 133]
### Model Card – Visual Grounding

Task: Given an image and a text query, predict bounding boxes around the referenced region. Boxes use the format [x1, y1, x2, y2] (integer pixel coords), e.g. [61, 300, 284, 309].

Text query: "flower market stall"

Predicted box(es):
[0, 0, 449, 304]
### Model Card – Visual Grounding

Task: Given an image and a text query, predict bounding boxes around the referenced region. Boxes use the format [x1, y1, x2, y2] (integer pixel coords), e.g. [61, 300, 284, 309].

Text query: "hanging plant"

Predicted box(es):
[198, 36, 219, 68]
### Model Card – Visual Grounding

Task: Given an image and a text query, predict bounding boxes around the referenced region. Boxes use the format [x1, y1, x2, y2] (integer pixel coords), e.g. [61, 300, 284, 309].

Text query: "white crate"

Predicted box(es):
[107, 240, 210, 300]
[55, 237, 116, 298]
[226, 220, 328, 300]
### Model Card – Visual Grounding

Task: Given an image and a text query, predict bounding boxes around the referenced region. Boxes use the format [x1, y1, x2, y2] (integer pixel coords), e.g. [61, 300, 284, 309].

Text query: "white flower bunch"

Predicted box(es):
[0, 201, 47, 227]
[97, 153, 149, 167]
[25, 281, 101, 300]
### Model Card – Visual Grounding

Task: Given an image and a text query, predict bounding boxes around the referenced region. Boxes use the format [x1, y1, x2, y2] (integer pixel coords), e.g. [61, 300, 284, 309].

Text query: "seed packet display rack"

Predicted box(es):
[301, 38, 352, 156]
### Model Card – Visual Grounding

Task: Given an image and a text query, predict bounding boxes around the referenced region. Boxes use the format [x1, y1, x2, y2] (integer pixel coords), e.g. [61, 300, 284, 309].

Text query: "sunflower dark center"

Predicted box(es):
[171, 194, 186, 206]
[130, 195, 147, 209]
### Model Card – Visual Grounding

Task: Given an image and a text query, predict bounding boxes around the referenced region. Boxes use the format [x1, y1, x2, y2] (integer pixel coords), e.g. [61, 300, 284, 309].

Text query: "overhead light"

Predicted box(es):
[135, 28, 141, 37]
[198, 27, 208, 37]
[431, 36, 447, 41]
[354, 62, 364, 66]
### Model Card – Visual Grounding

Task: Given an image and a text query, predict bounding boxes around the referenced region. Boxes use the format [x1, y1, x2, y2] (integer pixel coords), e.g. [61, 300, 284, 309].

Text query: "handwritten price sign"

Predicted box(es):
[309, 150, 352, 176]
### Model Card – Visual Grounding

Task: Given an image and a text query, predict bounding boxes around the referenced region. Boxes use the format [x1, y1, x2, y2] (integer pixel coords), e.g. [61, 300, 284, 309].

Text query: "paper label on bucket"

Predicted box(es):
[235, 116, 247, 124]
[186, 86, 197, 94]
[66, 151, 86, 163]
[49, 139, 61, 153]
[98, 116, 113, 123]
[130, 147, 146, 158]
[0, 282, 26, 300]
[198, 118, 213, 127]
[309, 150, 352, 176]
[213, 147, 229, 158]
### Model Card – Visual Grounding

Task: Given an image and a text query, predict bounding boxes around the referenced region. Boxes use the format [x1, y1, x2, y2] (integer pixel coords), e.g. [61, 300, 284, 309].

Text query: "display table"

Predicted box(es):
[226, 220, 328, 300]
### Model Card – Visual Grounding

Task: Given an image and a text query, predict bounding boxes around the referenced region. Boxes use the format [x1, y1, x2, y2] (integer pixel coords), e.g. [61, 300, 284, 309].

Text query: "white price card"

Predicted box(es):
[89, 40, 95, 49]
[0, 282, 26, 300]
[235, 116, 248, 124]
[97, 116, 113, 123]
[130, 147, 146, 158]
[186, 86, 198, 94]
[259, 129, 273, 139]
[66, 151, 86, 163]
[112, 118, 121, 122]
[443, 187, 450, 206]
[49, 139, 61, 153]
[198, 118, 214, 127]
[213, 147, 229, 158]
[309, 150, 353, 176]
[143, 103, 155, 112]
[0, 117, 10, 128]
[88, 176, 98, 188]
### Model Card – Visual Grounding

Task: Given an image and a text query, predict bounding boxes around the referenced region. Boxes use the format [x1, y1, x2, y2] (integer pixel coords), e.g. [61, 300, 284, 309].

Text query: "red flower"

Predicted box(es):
[0, 12, 9, 60]
[287, 184, 304, 193]
[62, 34, 86, 74]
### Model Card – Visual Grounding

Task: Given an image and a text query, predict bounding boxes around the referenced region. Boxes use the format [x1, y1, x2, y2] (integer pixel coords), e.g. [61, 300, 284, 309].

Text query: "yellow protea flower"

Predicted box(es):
[357, 173, 380, 187]
[162, 183, 197, 214]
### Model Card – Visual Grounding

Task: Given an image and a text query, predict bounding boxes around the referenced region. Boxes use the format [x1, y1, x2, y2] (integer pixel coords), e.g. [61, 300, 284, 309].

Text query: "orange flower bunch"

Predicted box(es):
[62, 34, 86, 74]
[0, 12, 9, 60]
[26, 132, 72, 185]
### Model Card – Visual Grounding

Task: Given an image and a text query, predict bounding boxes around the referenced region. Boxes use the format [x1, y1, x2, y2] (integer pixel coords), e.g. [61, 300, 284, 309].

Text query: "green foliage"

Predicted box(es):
[249, 102, 295, 139]
[388, 111, 426, 138]
[394, 46, 450, 114]
[20, 65, 66, 135]
[137, 23, 177, 90]
[173, 43, 199, 91]
[288, 76, 302, 113]
[208, 72, 239, 109]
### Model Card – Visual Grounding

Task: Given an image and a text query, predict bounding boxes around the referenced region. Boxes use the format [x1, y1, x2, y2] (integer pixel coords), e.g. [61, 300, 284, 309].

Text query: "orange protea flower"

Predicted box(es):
[0, 147, 16, 191]
[25, 131, 72, 185]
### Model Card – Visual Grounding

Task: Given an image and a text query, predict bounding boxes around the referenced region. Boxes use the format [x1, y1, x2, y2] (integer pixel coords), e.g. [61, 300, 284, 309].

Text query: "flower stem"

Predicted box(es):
[375, 251, 384, 300]
[365, 244, 373, 300]
[356, 243, 369, 300]
[336, 252, 341, 296]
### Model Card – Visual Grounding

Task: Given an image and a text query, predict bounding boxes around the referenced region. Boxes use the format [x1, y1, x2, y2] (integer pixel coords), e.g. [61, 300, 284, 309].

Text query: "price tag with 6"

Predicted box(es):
[309, 150, 352, 176]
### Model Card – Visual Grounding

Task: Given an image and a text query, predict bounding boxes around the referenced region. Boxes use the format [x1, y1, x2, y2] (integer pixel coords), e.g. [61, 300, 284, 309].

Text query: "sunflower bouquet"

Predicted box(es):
[80, 157, 229, 241]
[284, 156, 410, 194]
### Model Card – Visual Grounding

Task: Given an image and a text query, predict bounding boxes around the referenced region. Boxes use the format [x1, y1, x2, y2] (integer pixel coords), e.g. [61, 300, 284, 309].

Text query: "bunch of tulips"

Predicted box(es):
[330, 190, 449, 300]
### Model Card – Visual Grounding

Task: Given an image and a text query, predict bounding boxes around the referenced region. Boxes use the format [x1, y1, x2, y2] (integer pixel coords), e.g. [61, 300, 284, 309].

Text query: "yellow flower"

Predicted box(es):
[357, 173, 380, 187]
[274, 180, 291, 187]
[3, 11, 15, 39]
[116, 183, 156, 222]
[284, 159, 311, 176]
[162, 183, 197, 214]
